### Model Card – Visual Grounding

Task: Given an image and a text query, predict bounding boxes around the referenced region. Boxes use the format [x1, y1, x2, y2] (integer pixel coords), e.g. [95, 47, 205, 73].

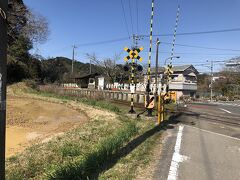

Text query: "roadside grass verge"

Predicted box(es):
[6, 116, 130, 179]
[7, 83, 178, 179]
[47, 122, 138, 179]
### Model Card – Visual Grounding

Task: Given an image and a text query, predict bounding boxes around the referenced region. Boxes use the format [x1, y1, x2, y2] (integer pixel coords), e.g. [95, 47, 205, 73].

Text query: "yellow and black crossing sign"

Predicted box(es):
[164, 64, 174, 75]
[124, 47, 143, 62]
[145, 95, 155, 109]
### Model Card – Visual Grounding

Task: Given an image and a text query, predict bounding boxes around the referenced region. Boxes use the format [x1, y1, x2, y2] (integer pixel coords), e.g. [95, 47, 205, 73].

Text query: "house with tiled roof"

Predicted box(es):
[144, 64, 199, 99]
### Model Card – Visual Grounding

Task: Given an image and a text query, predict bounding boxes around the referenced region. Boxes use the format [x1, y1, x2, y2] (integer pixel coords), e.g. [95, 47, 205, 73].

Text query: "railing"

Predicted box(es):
[39, 85, 146, 104]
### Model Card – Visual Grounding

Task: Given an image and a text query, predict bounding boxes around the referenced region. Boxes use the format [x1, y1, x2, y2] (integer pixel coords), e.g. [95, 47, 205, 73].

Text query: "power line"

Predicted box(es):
[136, 0, 139, 35]
[49, 28, 240, 54]
[142, 50, 240, 56]
[141, 28, 240, 37]
[120, 0, 130, 37]
[128, 0, 134, 35]
[76, 37, 130, 47]
[160, 41, 240, 52]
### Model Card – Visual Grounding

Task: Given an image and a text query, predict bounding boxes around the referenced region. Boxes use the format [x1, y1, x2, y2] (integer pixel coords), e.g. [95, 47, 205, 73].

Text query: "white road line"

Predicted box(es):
[212, 102, 240, 107]
[167, 125, 188, 180]
[184, 125, 240, 141]
[219, 108, 232, 114]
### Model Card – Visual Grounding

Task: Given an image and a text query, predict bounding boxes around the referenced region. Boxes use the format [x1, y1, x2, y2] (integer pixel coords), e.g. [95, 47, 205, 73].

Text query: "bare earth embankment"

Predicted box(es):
[6, 96, 88, 157]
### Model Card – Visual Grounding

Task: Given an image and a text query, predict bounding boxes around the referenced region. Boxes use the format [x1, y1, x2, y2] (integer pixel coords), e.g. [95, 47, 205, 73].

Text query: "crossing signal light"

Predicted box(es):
[124, 64, 129, 71]
[137, 65, 143, 72]
[123, 63, 143, 72]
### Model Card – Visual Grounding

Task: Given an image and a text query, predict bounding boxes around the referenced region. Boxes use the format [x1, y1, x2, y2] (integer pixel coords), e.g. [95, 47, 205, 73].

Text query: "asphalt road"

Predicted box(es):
[153, 102, 240, 180]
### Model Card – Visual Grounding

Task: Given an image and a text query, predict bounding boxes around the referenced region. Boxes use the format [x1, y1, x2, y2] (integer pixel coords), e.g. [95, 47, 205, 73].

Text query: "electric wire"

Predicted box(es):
[160, 41, 240, 52]
[141, 28, 240, 37]
[128, 0, 134, 35]
[141, 50, 240, 56]
[76, 37, 130, 47]
[120, 0, 130, 37]
[136, 0, 139, 35]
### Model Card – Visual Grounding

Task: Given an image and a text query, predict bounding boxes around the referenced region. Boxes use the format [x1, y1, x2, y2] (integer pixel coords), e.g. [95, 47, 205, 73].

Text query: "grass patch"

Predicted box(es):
[30, 90, 121, 113]
[6, 117, 125, 180]
[47, 122, 138, 179]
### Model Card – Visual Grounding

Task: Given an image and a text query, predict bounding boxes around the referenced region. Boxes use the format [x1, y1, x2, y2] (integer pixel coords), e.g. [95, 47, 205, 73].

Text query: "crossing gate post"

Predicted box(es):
[145, 0, 155, 117]
[124, 46, 143, 114]
[129, 58, 136, 114]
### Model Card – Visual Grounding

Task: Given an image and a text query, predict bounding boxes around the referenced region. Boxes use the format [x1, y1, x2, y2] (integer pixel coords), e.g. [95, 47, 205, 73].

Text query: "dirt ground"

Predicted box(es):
[6, 96, 88, 157]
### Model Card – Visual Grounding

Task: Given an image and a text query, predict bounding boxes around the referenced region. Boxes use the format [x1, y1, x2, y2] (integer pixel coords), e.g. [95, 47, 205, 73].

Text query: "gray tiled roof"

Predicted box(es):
[150, 64, 191, 72]
[149, 64, 198, 74]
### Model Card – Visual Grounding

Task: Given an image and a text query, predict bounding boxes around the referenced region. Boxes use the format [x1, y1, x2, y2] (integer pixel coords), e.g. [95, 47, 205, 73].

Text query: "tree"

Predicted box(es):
[86, 53, 128, 83]
[21, 11, 49, 44]
[7, 0, 49, 83]
[8, 0, 49, 46]
[197, 73, 210, 92]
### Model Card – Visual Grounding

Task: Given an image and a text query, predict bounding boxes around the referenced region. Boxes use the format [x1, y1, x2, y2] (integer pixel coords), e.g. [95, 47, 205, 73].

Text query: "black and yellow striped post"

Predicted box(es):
[129, 57, 136, 113]
[166, 5, 180, 95]
[145, 0, 155, 117]
[124, 47, 143, 114]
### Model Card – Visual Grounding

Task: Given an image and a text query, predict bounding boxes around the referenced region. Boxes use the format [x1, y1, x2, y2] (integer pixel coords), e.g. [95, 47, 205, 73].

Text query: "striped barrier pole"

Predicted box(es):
[166, 5, 181, 94]
[129, 58, 136, 113]
[146, 0, 155, 116]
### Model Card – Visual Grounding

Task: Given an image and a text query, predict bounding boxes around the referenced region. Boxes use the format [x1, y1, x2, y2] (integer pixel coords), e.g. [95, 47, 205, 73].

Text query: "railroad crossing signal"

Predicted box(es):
[164, 64, 174, 75]
[124, 47, 143, 62]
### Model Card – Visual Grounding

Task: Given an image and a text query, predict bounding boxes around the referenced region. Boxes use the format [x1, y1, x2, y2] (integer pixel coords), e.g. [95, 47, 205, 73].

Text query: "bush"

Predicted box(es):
[23, 79, 39, 90]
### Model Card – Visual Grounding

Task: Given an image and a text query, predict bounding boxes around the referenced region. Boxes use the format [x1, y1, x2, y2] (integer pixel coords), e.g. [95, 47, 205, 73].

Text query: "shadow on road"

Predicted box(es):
[180, 108, 240, 127]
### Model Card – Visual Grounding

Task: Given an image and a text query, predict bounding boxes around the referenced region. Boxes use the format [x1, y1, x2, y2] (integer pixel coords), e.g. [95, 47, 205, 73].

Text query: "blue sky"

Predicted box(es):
[24, 0, 240, 73]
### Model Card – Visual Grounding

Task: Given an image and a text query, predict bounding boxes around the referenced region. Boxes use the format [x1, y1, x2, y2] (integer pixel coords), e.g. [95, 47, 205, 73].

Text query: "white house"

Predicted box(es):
[145, 64, 199, 99]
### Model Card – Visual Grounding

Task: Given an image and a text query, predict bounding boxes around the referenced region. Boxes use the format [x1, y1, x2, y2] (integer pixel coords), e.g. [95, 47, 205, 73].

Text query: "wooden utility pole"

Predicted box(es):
[210, 60, 213, 102]
[0, 0, 7, 179]
[72, 45, 77, 74]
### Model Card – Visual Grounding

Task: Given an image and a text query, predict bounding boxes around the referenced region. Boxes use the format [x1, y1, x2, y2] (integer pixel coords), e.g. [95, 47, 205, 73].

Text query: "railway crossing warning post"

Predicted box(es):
[124, 47, 143, 113]
[0, 0, 7, 178]
[145, 0, 155, 117]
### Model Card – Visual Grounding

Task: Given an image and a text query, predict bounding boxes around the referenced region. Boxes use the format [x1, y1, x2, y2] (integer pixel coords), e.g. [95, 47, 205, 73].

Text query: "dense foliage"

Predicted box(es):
[6, 0, 127, 84]
[7, 0, 48, 83]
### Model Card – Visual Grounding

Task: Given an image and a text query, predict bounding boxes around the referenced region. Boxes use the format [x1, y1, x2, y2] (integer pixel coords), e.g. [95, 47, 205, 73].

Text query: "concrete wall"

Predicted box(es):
[39, 85, 146, 104]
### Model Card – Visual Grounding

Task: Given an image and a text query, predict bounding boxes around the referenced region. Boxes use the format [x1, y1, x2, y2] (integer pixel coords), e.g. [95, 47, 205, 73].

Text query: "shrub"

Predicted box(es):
[23, 79, 39, 90]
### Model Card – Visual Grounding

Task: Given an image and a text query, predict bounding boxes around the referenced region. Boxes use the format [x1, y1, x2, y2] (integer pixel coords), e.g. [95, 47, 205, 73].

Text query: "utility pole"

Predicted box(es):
[155, 38, 160, 101]
[206, 60, 225, 102]
[89, 58, 92, 74]
[132, 34, 143, 49]
[210, 60, 213, 102]
[72, 45, 77, 75]
[0, 0, 7, 179]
